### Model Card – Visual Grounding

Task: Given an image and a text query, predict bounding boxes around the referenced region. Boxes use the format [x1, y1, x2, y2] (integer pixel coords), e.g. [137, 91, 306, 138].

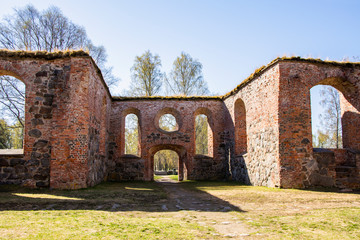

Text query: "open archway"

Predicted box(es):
[194, 107, 214, 157]
[149, 144, 187, 181]
[310, 85, 343, 148]
[309, 77, 359, 150]
[0, 74, 25, 151]
[154, 150, 179, 180]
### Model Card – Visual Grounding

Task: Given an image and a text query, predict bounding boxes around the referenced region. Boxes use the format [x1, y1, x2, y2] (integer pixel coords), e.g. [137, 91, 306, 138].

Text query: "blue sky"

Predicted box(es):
[1, 0, 359, 133]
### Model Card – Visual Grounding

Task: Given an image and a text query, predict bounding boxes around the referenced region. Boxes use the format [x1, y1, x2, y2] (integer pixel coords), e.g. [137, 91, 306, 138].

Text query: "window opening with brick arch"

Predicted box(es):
[125, 113, 140, 155]
[195, 114, 211, 155]
[0, 75, 25, 151]
[310, 85, 343, 148]
[234, 98, 247, 155]
[154, 150, 179, 178]
[159, 114, 178, 132]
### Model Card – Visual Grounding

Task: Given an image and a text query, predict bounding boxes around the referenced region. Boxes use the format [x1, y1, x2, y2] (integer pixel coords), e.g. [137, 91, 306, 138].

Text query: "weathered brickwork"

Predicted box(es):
[224, 65, 281, 187]
[0, 50, 359, 189]
[108, 99, 226, 181]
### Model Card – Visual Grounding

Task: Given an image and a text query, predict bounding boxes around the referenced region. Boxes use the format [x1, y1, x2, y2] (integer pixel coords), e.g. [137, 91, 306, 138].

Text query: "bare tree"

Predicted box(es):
[0, 5, 119, 145]
[165, 52, 209, 96]
[0, 76, 25, 127]
[319, 86, 342, 148]
[129, 50, 163, 96]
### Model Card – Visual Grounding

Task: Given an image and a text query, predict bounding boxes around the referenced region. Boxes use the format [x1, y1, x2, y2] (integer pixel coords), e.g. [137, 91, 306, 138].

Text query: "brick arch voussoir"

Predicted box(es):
[0, 60, 34, 86]
[194, 107, 214, 127]
[149, 144, 187, 158]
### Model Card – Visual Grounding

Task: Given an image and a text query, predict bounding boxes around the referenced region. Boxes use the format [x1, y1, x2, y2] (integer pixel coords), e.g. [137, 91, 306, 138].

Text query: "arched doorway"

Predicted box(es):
[149, 144, 187, 181]
[154, 150, 179, 180]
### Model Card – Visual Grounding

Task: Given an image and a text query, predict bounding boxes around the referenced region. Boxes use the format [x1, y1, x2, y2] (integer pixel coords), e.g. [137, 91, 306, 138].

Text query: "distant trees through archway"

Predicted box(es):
[0, 75, 25, 149]
[310, 85, 343, 148]
[154, 150, 179, 174]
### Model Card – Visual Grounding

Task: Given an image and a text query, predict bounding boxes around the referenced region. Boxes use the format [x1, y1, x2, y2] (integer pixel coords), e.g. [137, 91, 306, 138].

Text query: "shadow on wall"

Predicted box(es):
[230, 153, 251, 184]
[0, 181, 244, 213]
[342, 111, 360, 150]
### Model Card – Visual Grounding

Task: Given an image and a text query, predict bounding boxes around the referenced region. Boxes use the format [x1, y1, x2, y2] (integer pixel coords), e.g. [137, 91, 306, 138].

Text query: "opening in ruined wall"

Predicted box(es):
[155, 108, 182, 133]
[234, 98, 247, 155]
[194, 108, 213, 157]
[0, 75, 25, 152]
[159, 114, 178, 132]
[150, 144, 186, 181]
[154, 150, 179, 179]
[310, 85, 343, 148]
[125, 113, 140, 155]
[195, 114, 209, 155]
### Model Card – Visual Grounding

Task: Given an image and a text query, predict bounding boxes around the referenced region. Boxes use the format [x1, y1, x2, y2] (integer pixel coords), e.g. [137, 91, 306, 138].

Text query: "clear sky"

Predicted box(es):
[0, 0, 359, 133]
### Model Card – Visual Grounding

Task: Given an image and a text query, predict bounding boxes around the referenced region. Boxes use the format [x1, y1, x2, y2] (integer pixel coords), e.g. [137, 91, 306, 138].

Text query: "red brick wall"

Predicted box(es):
[0, 54, 111, 189]
[224, 64, 281, 187]
[278, 61, 360, 188]
[1, 52, 359, 189]
[108, 99, 227, 181]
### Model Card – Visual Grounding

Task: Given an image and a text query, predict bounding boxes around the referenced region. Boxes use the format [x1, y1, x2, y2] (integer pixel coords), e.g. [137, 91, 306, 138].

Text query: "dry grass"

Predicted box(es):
[185, 182, 360, 239]
[0, 181, 359, 239]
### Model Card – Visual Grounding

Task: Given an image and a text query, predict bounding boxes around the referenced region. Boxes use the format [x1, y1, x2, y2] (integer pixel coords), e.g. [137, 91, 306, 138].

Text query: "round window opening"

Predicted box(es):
[159, 114, 178, 132]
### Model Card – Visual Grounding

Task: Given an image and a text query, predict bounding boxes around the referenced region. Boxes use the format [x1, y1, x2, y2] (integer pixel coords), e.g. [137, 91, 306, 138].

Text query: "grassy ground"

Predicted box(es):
[184, 182, 360, 239]
[154, 174, 178, 181]
[0, 180, 359, 239]
[0, 182, 214, 239]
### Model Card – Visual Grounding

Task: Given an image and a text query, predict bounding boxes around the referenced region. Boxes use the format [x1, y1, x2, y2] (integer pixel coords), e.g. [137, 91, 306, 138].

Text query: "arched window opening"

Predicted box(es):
[310, 85, 343, 148]
[0, 75, 25, 150]
[154, 150, 179, 178]
[125, 114, 140, 155]
[159, 114, 178, 132]
[234, 99, 247, 155]
[195, 114, 210, 155]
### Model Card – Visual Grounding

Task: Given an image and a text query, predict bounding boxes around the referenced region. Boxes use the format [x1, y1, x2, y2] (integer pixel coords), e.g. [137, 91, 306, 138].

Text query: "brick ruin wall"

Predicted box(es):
[0, 54, 111, 189]
[0, 51, 359, 189]
[107, 99, 227, 181]
[223, 65, 281, 187]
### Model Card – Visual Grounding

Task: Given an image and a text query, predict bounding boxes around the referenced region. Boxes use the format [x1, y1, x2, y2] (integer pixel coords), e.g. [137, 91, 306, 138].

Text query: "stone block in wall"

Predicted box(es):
[190, 155, 224, 180]
[310, 149, 336, 187]
[108, 155, 145, 181]
[231, 154, 251, 184]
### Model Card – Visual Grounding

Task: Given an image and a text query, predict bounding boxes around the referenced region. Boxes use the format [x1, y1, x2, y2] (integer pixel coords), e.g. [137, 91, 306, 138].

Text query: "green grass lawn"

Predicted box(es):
[154, 175, 178, 181]
[182, 182, 360, 239]
[0, 181, 359, 239]
[0, 210, 212, 239]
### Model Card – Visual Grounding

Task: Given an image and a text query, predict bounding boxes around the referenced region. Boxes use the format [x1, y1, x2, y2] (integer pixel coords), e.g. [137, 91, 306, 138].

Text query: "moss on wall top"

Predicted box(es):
[1, 49, 359, 101]
[0, 49, 112, 98]
[221, 56, 360, 99]
[0, 49, 89, 60]
[113, 96, 222, 101]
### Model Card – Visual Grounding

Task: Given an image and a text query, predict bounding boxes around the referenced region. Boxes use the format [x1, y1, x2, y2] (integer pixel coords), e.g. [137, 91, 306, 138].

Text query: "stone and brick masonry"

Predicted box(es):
[0, 50, 359, 189]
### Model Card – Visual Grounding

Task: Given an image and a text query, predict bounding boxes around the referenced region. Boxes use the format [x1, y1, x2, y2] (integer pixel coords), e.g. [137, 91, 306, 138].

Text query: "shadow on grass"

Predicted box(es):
[299, 186, 360, 194]
[0, 180, 245, 213]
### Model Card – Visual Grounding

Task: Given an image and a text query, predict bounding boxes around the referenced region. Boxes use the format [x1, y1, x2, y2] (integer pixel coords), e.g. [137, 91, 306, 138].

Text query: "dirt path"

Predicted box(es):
[155, 176, 254, 238]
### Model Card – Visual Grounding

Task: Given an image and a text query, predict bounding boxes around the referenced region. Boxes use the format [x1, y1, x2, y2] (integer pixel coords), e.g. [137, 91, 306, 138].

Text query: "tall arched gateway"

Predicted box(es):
[0, 50, 359, 189]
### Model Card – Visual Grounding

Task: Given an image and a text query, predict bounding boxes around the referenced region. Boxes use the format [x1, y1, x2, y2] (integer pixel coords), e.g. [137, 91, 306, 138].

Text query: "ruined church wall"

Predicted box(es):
[278, 61, 360, 188]
[223, 64, 281, 187]
[49, 57, 111, 189]
[47, 57, 93, 189]
[0, 57, 74, 188]
[86, 61, 112, 186]
[108, 99, 227, 181]
[0, 54, 111, 189]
